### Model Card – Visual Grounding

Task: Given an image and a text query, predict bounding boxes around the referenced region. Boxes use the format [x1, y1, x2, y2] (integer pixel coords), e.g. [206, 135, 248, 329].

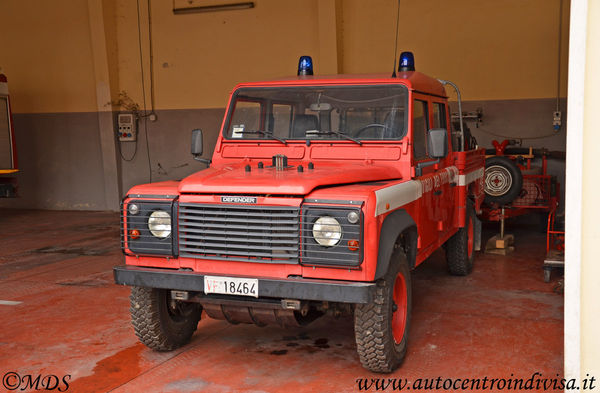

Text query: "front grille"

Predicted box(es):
[178, 203, 300, 263]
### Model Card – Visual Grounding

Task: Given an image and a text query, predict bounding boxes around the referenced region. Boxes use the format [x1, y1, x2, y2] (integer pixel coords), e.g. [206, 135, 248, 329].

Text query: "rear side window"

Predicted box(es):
[412, 100, 429, 160]
[433, 102, 446, 129]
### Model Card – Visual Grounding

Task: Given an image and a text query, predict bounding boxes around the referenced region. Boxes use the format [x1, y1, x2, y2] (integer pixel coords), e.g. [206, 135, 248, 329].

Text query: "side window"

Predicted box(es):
[432, 102, 447, 129]
[412, 100, 429, 160]
[271, 104, 292, 137]
[229, 100, 261, 138]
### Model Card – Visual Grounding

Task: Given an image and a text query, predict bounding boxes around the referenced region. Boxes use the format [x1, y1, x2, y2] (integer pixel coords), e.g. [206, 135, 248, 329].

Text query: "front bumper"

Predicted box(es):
[113, 265, 375, 304]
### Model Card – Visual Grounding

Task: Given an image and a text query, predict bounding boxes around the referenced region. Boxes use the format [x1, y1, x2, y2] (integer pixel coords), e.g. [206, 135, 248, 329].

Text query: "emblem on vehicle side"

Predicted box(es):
[220, 196, 257, 204]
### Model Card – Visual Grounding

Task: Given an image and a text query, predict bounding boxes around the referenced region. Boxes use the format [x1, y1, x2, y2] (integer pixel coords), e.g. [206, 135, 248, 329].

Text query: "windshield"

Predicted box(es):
[223, 85, 408, 142]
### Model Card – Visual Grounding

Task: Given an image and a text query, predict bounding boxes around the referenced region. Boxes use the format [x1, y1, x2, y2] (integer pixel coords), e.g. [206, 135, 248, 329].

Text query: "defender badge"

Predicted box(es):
[220, 196, 257, 204]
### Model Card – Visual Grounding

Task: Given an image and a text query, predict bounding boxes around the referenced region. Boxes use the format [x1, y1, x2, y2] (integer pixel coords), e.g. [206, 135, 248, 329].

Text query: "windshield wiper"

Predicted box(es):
[306, 130, 362, 145]
[236, 130, 287, 145]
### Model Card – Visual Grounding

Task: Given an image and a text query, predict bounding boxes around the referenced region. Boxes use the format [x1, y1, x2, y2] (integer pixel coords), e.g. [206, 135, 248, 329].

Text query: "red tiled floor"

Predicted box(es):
[0, 210, 563, 392]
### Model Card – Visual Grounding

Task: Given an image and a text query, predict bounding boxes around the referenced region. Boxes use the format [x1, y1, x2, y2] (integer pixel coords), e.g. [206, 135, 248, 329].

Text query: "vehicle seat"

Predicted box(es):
[291, 114, 318, 138]
[384, 110, 405, 138]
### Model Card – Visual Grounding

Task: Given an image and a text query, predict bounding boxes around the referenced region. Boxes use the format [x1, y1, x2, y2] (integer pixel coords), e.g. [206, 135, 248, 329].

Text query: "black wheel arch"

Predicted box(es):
[374, 209, 418, 280]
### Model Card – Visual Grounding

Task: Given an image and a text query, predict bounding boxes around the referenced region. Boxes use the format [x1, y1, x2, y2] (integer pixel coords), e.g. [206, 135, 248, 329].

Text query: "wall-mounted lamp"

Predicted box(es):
[173, 2, 254, 14]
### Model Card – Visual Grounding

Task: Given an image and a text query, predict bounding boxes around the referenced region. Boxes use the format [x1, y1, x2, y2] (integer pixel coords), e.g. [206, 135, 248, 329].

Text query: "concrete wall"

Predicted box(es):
[119, 108, 224, 194]
[0, 1, 99, 113]
[0, 0, 570, 210]
[7, 113, 106, 210]
[341, 0, 570, 101]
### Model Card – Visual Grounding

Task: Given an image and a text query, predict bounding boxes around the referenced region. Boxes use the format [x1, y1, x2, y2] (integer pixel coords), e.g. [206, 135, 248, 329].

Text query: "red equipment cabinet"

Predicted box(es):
[0, 73, 18, 197]
[114, 55, 485, 373]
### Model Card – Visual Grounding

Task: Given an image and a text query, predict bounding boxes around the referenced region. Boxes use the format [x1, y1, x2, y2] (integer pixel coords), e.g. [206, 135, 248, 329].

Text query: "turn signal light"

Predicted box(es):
[129, 229, 140, 240]
[348, 240, 359, 251]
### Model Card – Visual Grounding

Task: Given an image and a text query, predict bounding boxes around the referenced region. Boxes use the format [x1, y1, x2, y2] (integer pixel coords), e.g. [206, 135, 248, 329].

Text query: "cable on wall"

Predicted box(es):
[147, 0, 156, 114]
[118, 135, 138, 161]
[556, 0, 564, 112]
[137, 0, 153, 182]
[391, 0, 401, 78]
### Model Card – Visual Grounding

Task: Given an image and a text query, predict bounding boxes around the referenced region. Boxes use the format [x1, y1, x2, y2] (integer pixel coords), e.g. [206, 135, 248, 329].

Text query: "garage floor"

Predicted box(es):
[0, 209, 563, 392]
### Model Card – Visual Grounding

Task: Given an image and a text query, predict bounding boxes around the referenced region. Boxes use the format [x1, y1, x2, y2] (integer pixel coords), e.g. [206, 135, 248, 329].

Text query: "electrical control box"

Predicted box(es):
[117, 113, 137, 142]
[553, 111, 562, 131]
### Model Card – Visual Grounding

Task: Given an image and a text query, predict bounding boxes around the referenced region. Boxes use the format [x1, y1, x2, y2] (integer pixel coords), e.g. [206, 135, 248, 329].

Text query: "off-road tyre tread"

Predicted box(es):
[130, 286, 201, 351]
[354, 249, 411, 373]
[446, 200, 475, 276]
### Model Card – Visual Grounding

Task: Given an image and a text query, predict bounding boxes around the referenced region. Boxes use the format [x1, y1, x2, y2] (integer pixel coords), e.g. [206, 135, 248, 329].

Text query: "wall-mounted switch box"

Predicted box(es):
[553, 111, 562, 131]
[117, 113, 137, 141]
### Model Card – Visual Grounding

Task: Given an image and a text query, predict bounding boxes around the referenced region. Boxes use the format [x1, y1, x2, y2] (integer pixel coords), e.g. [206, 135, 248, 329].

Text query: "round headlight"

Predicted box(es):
[128, 203, 140, 215]
[148, 210, 171, 239]
[312, 216, 342, 247]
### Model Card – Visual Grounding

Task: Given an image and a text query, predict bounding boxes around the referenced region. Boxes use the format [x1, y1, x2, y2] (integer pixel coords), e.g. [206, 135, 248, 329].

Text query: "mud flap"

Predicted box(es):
[474, 215, 482, 251]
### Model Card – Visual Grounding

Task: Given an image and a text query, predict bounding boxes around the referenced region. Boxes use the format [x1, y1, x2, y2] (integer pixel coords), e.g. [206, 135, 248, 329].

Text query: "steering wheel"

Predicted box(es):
[354, 123, 390, 137]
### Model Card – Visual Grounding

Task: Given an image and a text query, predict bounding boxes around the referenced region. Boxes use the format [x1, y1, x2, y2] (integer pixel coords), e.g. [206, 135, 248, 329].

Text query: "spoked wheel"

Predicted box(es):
[484, 156, 523, 205]
[485, 165, 513, 196]
[355, 248, 412, 373]
[446, 199, 476, 276]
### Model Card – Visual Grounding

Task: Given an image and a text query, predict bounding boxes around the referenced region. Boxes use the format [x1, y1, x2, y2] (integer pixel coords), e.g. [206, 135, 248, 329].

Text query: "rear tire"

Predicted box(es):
[354, 249, 412, 373]
[130, 286, 202, 351]
[446, 200, 476, 276]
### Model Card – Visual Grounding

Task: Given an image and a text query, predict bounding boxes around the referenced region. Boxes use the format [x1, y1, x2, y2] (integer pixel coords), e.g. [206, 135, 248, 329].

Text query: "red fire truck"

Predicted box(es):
[114, 54, 485, 373]
[0, 73, 18, 197]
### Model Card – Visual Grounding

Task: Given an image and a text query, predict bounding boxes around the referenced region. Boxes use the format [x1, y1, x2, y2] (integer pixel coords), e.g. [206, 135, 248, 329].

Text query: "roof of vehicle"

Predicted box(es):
[233, 71, 447, 98]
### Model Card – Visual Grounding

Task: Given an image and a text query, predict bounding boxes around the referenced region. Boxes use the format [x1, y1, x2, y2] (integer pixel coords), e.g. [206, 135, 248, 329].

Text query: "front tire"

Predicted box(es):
[446, 200, 476, 276]
[130, 286, 202, 351]
[354, 249, 412, 373]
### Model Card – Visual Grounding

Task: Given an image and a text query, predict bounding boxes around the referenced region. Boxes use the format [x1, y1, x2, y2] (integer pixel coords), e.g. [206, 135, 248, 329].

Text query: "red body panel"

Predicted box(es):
[179, 160, 403, 195]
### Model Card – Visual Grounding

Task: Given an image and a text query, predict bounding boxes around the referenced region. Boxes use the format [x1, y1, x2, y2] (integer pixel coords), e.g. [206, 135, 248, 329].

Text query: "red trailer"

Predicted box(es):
[481, 139, 559, 222]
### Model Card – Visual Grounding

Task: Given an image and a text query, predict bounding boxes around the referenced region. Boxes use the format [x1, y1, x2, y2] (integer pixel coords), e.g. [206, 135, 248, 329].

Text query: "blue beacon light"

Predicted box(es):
[398, 51, 415, 72]
[297, 56, 314, 76]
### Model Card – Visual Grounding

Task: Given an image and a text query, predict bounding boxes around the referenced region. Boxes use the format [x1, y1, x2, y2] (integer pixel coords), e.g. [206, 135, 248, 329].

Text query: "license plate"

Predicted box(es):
[204, 276, 259, 298]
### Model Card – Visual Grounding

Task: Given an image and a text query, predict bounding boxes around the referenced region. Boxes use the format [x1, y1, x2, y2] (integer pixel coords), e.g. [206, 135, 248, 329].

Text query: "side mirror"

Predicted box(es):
[191, 129, 211, 165]
[191, 129, 203, 156]
[427, 128, 448, 159]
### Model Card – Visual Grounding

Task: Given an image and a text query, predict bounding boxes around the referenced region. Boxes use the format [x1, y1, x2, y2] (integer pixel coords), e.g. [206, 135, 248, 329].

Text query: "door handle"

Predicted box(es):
[434, 190, 442, 196]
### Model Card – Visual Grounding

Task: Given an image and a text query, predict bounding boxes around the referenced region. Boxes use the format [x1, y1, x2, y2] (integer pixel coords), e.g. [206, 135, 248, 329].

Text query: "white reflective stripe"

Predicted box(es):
[0, 83, 8, 96]
[0, 300, 22, 306]
[446, 166, 459, 183]
[375, 180, 422, 216]
[458, 167, 485, 186]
